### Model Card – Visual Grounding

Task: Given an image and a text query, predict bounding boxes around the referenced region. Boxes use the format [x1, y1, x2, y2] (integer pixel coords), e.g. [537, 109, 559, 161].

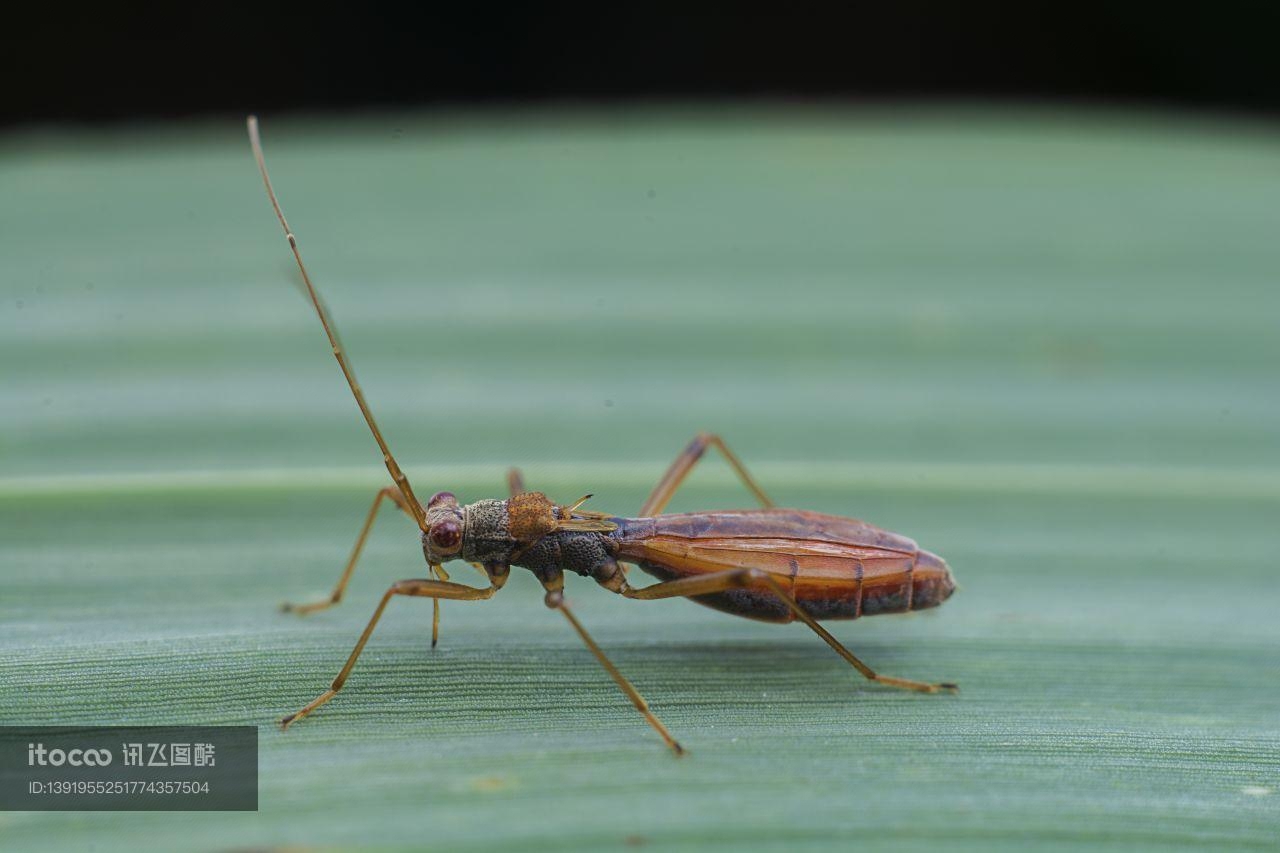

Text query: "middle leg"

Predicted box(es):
[539, 575, 683, 755]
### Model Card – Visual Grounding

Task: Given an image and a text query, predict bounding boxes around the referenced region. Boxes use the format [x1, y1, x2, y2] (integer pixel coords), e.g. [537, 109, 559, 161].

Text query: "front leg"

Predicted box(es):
[281, 486, 416, 615]
[281, 575, 501, 729]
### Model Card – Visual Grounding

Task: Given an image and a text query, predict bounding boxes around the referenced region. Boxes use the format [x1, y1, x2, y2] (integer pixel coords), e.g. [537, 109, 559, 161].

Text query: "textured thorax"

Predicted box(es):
[460, 499, 512, 565]
[456, 496, 619, 584]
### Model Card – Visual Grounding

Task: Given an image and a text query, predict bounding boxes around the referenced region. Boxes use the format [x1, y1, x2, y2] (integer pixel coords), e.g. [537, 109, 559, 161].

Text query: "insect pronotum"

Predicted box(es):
[247, 116, 957, 755]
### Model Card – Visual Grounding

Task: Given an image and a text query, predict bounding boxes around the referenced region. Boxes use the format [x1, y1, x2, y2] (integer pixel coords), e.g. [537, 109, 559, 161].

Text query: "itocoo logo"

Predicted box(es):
[28, 743, 113, 766]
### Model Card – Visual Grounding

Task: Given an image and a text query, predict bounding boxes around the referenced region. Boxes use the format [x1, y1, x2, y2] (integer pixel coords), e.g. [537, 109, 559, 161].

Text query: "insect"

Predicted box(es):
[247, 116, 957, 755]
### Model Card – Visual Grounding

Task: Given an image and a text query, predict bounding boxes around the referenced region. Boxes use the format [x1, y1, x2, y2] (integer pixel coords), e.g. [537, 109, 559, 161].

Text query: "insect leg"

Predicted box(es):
[541, 578, 683, 755]
[429, 563, 449, 649]
[621, 570, 958, 695]
[507, 467, 526, 497]
[281, 486, 415, 615]
[279, 577, 499, 729]
[641, 432, 773, 516]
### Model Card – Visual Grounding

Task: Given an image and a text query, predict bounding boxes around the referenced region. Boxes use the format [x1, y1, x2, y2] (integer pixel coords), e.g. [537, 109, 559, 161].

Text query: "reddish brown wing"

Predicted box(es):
[614, 509, 951, 623]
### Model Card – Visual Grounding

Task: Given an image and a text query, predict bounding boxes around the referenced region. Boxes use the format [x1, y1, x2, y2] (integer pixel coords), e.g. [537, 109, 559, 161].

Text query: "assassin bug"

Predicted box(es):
[248, 117, 957, 755]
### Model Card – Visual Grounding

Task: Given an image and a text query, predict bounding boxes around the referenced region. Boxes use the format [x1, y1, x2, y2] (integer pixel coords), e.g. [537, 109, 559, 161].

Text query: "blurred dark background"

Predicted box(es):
[4, 4, 1279, 128]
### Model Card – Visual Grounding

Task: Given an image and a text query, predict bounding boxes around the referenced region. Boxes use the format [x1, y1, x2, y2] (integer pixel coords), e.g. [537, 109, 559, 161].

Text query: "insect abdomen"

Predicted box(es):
[612, 510, 955, 623]
[794, 549, 955, 621]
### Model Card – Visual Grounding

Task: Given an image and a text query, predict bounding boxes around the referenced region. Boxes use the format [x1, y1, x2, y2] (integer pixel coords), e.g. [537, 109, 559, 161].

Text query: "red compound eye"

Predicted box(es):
[428, 491, 456, 507]
[429, 520, 461, 550]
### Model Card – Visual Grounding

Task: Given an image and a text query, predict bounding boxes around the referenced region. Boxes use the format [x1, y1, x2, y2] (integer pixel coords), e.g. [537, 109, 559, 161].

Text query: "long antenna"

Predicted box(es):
[247, 116, 428, 531]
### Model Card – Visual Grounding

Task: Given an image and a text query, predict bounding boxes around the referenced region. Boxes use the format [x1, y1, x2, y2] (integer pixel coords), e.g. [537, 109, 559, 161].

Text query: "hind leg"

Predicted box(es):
[507, 432, 770, 515]
[641, 432, 773, 516]
[619, 569, 957, 694]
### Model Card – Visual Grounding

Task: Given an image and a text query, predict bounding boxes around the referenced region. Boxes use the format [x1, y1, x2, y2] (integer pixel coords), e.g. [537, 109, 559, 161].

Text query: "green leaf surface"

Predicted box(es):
[2, 107, 1278, 851]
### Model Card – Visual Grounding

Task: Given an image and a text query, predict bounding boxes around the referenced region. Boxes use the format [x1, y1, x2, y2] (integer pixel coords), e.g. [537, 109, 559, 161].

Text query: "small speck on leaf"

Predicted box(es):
[469, 775, 513, 793]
